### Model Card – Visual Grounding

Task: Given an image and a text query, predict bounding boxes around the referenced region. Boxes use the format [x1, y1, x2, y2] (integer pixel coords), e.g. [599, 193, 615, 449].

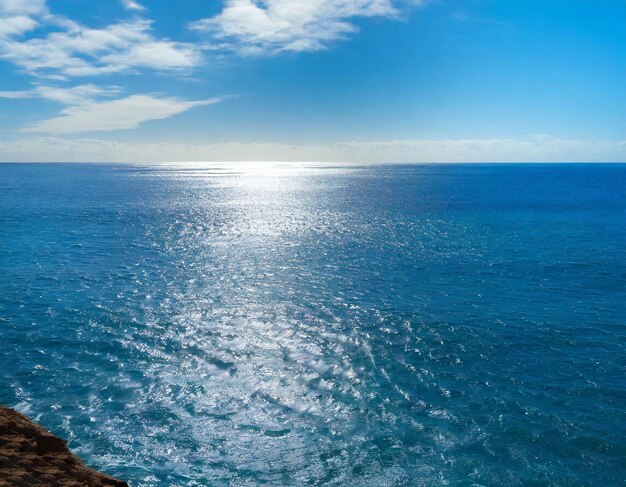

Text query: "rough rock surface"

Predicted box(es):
[0, 406, 127, 486]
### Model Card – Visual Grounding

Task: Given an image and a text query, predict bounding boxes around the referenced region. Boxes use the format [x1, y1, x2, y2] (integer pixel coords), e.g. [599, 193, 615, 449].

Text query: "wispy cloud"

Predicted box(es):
[190, 0, 425, 55]
[0, 0, 47, 16]
[21, 95, 223, 133]
[0, 0, 46, 37]
[0, 84, 120, 104]
[0, 5, 202, 78]
[1, 135, 624, 163]
[452, 10, 513, 28]
[120, 0, 146, 11]
[0, 15, 38, 37]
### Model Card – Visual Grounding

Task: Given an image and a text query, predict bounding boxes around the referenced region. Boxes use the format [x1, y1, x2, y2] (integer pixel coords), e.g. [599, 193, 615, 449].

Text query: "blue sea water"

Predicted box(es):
[0, 163, 625, 486]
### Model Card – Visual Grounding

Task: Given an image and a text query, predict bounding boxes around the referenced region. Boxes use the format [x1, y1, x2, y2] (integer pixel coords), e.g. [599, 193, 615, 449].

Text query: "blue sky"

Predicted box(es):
[0, 0, 624, 162]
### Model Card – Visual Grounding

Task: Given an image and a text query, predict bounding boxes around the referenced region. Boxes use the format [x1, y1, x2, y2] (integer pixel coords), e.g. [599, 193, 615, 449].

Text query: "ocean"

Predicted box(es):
[1, 163, 624, 486]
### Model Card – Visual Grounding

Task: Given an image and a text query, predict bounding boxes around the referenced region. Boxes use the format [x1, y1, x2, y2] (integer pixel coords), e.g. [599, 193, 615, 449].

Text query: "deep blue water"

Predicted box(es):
[1, 163, 625, 486]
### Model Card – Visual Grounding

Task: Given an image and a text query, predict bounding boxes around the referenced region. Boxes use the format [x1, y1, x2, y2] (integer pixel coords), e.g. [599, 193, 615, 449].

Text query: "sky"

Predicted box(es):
[0, 0, 625, 163]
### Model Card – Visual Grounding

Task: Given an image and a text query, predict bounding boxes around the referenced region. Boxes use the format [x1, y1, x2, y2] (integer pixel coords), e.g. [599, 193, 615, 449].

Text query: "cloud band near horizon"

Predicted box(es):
[0, 136, 624, 163]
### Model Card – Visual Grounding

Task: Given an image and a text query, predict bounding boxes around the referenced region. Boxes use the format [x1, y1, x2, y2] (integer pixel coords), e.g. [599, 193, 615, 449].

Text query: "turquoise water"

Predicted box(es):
[1, 163, 625, 486]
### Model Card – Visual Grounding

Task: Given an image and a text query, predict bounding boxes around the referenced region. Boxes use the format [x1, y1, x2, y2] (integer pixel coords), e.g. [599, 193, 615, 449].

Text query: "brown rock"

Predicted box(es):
[0, 406, 127, 486]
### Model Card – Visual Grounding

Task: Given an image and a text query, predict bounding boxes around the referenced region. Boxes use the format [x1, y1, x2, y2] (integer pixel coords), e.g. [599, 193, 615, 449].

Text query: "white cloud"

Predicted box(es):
[33, 84, 120, 104]
[0, 7, 202, 77]
[0, 84, 120, 104]
[21, 95, 223, 133]
[0, 89, 32, 99]
[0, 0, 46, 16]
[0, 15, 38, 37]
[1, 136, 624, 163]
[121, 0, 146, 11]
[0, 0, 45, 37]
[99, 40, 201, 70]
[190, 0, 424, 55]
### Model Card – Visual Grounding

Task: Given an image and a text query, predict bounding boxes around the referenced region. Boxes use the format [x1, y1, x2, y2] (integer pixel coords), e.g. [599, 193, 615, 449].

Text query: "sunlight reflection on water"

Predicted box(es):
[1, 163, 625, 486]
